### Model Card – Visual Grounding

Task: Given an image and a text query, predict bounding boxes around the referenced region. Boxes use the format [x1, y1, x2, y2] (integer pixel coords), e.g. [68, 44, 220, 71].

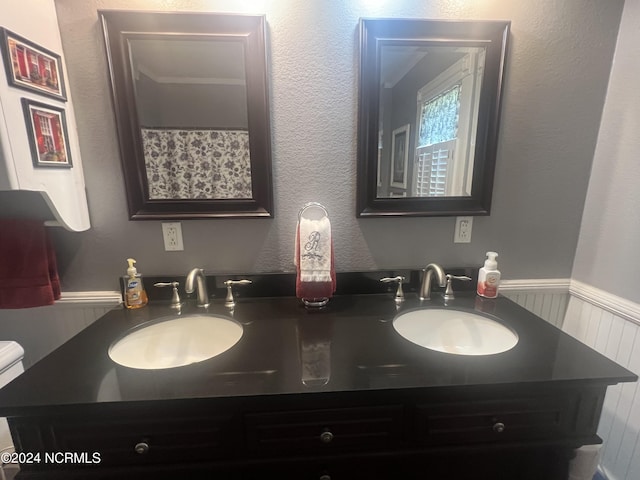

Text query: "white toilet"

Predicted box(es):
[0, 341, 25, 454]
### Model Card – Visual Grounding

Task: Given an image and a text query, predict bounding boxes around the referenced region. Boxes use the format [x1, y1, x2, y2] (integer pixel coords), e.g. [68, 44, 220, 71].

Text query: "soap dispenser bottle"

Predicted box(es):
[477, 251, 501, 299]
[123, 258, 148, 309]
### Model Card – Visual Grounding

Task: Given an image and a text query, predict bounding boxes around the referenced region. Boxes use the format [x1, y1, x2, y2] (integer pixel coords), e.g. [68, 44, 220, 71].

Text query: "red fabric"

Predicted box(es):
[295, 223, 336, 300]
[0, 219, 61, 309]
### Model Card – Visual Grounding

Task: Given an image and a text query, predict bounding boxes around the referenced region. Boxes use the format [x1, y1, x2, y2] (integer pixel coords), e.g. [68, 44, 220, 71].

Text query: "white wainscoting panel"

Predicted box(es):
[500, 279, 570, 328]
[0, 292, 121, 369]
[564, 284, 640, 480]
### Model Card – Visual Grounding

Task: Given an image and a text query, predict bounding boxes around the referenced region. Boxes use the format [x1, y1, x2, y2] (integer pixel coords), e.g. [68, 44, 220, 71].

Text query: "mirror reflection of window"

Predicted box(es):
[415, 85, 460, 196]
[413, 48, 485, 197]
[376, 45, 485, 198]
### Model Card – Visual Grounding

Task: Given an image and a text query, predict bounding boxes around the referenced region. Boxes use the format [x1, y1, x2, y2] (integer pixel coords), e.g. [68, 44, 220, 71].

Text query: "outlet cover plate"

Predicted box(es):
[454, 216, 473, 243]
[162, 222, 184, 251]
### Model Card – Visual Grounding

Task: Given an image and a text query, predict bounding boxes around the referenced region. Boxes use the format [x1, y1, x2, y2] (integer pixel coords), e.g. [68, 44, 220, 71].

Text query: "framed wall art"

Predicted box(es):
[390, 124, 410, 189]
[1, 28, 66, 101]
[21, 98, 72, 168]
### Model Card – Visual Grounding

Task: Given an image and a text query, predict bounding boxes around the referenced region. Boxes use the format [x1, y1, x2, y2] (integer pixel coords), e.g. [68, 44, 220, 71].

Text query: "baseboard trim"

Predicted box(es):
[569, 280, 640, 326]
[57, 291, 122, 306]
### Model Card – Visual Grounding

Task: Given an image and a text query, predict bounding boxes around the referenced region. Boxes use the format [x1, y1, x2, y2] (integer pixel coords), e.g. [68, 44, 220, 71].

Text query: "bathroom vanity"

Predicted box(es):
[0, 275, 635, 479]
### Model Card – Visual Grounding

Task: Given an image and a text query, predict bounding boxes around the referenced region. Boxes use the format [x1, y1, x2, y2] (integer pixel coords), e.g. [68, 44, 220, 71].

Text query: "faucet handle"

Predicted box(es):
[380, 276, 405, 304]
[154, 281, 182, 308]
[443, 274, 472, 300]
[224, 279, 252, 308]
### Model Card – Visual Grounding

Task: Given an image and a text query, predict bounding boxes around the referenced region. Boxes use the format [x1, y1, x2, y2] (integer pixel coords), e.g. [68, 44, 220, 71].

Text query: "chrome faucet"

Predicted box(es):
[153, 281, 183, 309]
[380, 276, 405, 304]
[185, 268, 210, 308]
[224, 279, 252, 308]
[443, 274, 472, 300]
[419, 263, 447, 300]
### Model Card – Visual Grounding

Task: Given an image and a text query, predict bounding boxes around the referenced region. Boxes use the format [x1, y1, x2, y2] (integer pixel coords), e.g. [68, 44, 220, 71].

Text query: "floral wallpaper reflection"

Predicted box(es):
[141, 128, 252, 199]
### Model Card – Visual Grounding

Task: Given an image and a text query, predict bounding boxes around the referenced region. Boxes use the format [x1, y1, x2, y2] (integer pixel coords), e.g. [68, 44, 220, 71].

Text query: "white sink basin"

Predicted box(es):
[109, 314, 243, 369]
[393, 308, 518, 356]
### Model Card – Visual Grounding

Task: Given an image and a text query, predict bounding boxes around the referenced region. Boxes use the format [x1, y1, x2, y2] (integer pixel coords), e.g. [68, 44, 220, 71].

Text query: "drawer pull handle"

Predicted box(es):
[319, 429, 334, 444]
[493, 422, 505, 433]
[134, 442, 150, 454]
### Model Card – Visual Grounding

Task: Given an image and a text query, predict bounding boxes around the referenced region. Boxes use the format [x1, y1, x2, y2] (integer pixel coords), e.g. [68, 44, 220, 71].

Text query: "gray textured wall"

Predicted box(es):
[573, 0, 640, 304]
[52, 0, 623, 292]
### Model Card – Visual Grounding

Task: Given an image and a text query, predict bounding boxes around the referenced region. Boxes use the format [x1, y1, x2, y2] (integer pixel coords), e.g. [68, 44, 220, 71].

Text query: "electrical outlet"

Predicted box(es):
[454, 216, 473, 243]
[162, 222, 184, 251]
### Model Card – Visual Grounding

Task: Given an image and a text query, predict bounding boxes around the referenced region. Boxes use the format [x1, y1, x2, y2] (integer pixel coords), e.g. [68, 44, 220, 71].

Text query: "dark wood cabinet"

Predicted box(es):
[1, 294, 634, 479]
[8, 383, 605, 479]
[416, 394, 575, 445]
[245, 405, 404, 456]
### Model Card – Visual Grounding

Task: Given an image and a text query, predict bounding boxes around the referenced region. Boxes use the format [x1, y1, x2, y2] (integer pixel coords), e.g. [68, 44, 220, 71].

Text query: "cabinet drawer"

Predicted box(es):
[245, 405, 403, 456]
[48, 415, 237, 467]
[416, 396, 574, 445]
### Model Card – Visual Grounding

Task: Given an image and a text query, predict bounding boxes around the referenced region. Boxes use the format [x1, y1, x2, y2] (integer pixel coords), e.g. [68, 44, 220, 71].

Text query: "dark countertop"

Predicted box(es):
[0, 290, 636, 416]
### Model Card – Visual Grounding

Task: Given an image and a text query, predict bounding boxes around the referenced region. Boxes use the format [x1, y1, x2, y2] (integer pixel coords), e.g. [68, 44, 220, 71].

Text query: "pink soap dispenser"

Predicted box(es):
[477, 251, 501, 299]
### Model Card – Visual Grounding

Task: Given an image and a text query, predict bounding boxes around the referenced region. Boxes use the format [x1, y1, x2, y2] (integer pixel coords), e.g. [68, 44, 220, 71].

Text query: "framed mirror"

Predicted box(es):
[357, 19, 509, 217]
[100, 11, 273, 219]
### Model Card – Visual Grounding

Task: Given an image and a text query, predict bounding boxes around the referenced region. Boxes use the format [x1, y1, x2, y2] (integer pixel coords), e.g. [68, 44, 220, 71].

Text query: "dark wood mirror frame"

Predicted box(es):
[356, 19, 509, 217]
[100, 11, 274, 219]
